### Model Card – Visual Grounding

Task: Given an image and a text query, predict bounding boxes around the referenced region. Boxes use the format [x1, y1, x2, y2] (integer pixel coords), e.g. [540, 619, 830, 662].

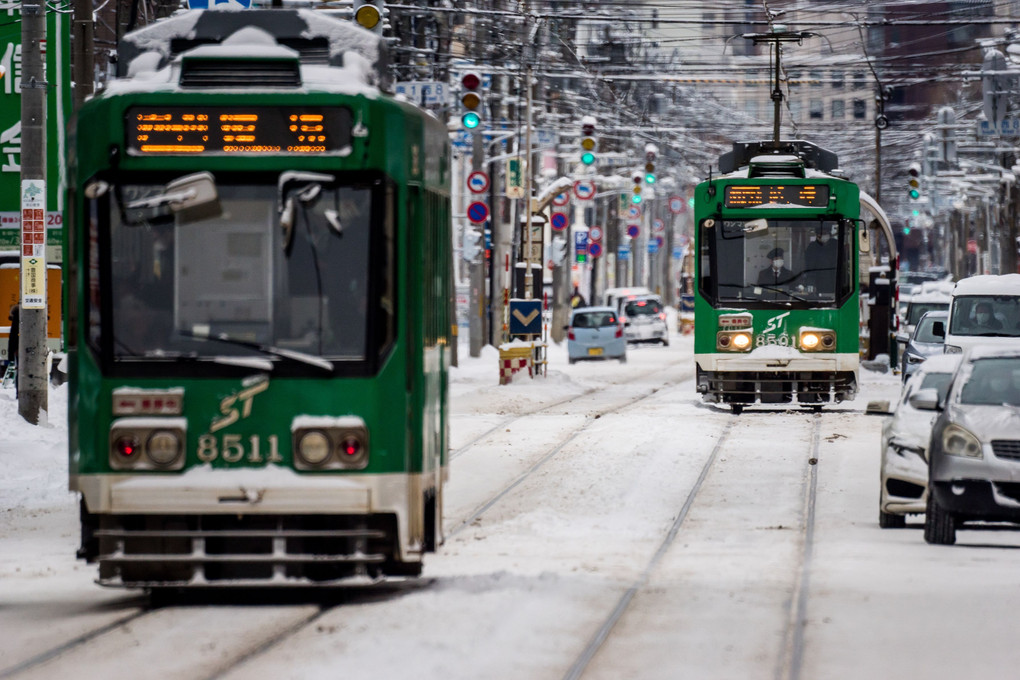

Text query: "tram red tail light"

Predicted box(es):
[292, 418, 369, 471]
[115, 436, 139, 458]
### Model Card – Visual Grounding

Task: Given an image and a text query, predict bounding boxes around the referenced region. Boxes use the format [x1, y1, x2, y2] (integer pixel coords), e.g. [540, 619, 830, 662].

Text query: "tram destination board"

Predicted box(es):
[723, 184, 829, 208]
[126, 106, 353, 155]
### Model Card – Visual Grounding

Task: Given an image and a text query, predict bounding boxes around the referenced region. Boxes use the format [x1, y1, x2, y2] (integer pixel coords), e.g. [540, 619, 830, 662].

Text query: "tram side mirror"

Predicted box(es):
[124, 171, 221, 225]
[743, 218, 769, 234]
[164, 172, 221, 224]
[859, 224, 871, 253]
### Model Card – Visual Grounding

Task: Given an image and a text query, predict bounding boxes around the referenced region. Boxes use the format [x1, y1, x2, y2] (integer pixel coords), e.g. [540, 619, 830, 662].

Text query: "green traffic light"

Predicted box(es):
[631, 194, 642, 204]
[911, 209, 920, 217]
[581, 152, 595, 165]
[908, 189, 920, 199]
[462, 112, 481, 129]
[903, 226, 911, 235]
[645, 173, 656, 185]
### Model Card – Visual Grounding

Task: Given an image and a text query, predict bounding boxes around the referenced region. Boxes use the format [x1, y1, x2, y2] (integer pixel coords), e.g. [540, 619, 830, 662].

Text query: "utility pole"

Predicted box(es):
[19, 1, 47, 423]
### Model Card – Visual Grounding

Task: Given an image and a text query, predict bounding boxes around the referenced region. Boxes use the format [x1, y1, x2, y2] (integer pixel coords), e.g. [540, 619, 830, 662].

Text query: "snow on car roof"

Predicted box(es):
[966, 345, 1020, 361]
[952, 274, 1020, 296]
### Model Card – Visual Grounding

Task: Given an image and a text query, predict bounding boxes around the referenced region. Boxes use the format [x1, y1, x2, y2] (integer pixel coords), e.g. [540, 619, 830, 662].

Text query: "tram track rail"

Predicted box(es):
[558, 412, 824, 680]
[447, 361, 696, 539]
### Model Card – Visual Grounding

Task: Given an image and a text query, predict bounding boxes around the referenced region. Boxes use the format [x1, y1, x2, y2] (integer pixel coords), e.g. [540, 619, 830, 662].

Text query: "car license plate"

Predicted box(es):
[587, 347, 603, 356]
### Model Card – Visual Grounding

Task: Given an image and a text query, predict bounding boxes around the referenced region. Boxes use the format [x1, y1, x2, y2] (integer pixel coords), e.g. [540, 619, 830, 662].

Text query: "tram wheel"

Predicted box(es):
[730, 404, 744, 415]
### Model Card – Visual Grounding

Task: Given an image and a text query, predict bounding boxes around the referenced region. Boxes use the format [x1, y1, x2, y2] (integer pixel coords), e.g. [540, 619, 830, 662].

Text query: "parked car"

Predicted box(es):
[899, 310, 948, 382]
[877, 354, 961, 528]
[566, 306, 627, 364]
[913, 347, 1020, 544]
[620, 295, 669, 346]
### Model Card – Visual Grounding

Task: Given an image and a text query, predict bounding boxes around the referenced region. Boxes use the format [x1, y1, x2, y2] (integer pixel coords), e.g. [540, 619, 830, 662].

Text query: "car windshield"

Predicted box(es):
[959, 358, 1020, 406]
[948, 295, 1020, 337]
[624, 299, 662, 316]
[913, 315, 946, 343]
[573, 311, 618, 328]
[907, 302, 948, 325]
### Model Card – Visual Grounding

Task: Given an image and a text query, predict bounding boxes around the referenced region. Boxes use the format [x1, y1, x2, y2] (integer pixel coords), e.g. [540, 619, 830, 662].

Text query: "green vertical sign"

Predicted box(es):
[0, 9, 71, 259]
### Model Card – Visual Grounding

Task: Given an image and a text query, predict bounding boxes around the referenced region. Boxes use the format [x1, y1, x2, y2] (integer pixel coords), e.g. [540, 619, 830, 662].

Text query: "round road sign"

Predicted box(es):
[552, 192, 570, 206]
[589, 225, 603, 241]
[655, 235, 664, 248]
[550, 211, 568, 231]
[626, 224, 640, 238]
[573, 180, 596, 200]
[589, 242, 603, 258]
[628, 205, 641, 219]
[467, 201, 489, 224]
[669, 196, 684, 214]
[467, 171, 489, 194]
[653, 218, 664, 232]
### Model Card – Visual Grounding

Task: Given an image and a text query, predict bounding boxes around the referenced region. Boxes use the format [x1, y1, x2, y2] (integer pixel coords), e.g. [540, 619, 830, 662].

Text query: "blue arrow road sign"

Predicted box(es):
[509, 299, 543, 335]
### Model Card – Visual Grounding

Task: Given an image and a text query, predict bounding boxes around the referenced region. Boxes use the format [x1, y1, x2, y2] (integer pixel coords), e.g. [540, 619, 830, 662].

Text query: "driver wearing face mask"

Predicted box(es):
[757, 247, 796, 288]
[973, 302, 1003, 331]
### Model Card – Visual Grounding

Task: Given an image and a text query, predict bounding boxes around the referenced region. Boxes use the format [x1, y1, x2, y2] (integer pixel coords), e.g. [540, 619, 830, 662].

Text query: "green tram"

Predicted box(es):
[693, 141, 864, 413]
[66, 10, 452, 587]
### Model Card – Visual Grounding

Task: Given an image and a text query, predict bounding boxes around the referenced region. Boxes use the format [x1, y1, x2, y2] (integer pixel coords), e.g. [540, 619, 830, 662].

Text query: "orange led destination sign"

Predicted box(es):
[126, 106, 352, 155]
[723, 184, 830, 208]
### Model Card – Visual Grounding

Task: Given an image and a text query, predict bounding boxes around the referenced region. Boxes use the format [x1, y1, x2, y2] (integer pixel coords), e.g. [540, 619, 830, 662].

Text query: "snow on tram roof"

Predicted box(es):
[105, 8, 386, 97]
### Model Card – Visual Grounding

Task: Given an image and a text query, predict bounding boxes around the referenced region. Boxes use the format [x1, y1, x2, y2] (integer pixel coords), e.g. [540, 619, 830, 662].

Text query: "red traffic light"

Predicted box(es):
[461, 72, 481, 90]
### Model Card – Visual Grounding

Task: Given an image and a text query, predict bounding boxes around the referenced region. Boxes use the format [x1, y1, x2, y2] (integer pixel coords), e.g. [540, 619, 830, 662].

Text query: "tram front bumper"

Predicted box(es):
[695, 354, 859, 404]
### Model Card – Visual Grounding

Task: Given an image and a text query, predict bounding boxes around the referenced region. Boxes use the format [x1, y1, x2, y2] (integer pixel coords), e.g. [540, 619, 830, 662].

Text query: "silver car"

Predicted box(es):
[914, 347, 1020, 544]
[566, 306, 627, 364]
[899, 310, 948, 383]
[878, 354, 961, 528]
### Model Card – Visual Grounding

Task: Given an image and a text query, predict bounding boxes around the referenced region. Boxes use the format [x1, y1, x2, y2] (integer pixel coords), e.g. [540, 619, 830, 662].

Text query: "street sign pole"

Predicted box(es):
[19, 1, 46, 423]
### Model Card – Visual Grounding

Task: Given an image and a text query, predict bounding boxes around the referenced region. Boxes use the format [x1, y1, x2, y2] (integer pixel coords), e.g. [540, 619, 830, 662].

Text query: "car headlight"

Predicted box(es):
[906, 352, 925, 364]
[944, 345, 963, 354]
[942, 424, 983, 459]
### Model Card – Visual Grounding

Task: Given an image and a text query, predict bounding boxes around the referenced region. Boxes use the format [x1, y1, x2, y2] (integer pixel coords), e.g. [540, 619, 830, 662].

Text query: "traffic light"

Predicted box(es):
[352, 1, 384, 34]
[907, 162, 921, 200]
[460, 71, 483, 130]
[462, 228, 481, 262]
[631, 170, 643, 204]
[551, 237, 567, 265]
[644, 143, 658, 185]
[580, 116, 597, 166]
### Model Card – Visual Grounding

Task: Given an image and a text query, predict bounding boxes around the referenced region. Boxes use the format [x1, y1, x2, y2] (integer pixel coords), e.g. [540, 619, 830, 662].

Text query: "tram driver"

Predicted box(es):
[757, 247, 797, 289]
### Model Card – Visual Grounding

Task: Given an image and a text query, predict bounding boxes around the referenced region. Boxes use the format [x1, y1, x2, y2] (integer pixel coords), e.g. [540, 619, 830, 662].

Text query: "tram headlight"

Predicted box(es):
[146, 430, 183, 467]
[800, 329, 836, 352]
[296, 431, 332, 467]
[717, 330, 752, 352]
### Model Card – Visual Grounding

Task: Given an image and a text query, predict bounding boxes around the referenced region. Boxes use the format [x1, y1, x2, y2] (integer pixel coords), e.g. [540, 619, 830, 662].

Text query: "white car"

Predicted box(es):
[620, 295, 669, 346]
[877, 353, 961, 528]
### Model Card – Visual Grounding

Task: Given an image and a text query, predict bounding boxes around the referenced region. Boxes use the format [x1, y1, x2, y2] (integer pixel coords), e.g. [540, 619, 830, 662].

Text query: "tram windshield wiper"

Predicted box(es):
[178, 329, 334, 372]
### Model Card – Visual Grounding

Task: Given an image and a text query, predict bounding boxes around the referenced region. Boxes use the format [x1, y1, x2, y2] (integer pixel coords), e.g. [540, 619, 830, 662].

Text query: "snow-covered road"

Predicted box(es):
[3, 335, 1020, 679]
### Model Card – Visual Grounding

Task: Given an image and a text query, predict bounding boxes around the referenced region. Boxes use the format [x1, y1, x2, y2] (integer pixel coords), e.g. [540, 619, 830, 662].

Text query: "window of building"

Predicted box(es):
[853, 99, 867, 119]
[810, 70, 823, 87]
[832, 72, 844, 89]
[809, 99, 823, 119]
[832, 99, 845, 119]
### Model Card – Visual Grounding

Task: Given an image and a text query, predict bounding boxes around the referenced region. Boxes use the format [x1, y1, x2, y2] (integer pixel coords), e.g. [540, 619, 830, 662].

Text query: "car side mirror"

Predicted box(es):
[895, 332, 909, 344]
[908, 387, 941, 411]
[932, 321, 945, 338]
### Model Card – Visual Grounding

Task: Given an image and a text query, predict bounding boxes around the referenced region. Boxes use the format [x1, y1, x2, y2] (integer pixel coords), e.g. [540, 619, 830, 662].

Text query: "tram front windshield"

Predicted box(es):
[87, 172, 395, 369]
[699, 218, 854, 307]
